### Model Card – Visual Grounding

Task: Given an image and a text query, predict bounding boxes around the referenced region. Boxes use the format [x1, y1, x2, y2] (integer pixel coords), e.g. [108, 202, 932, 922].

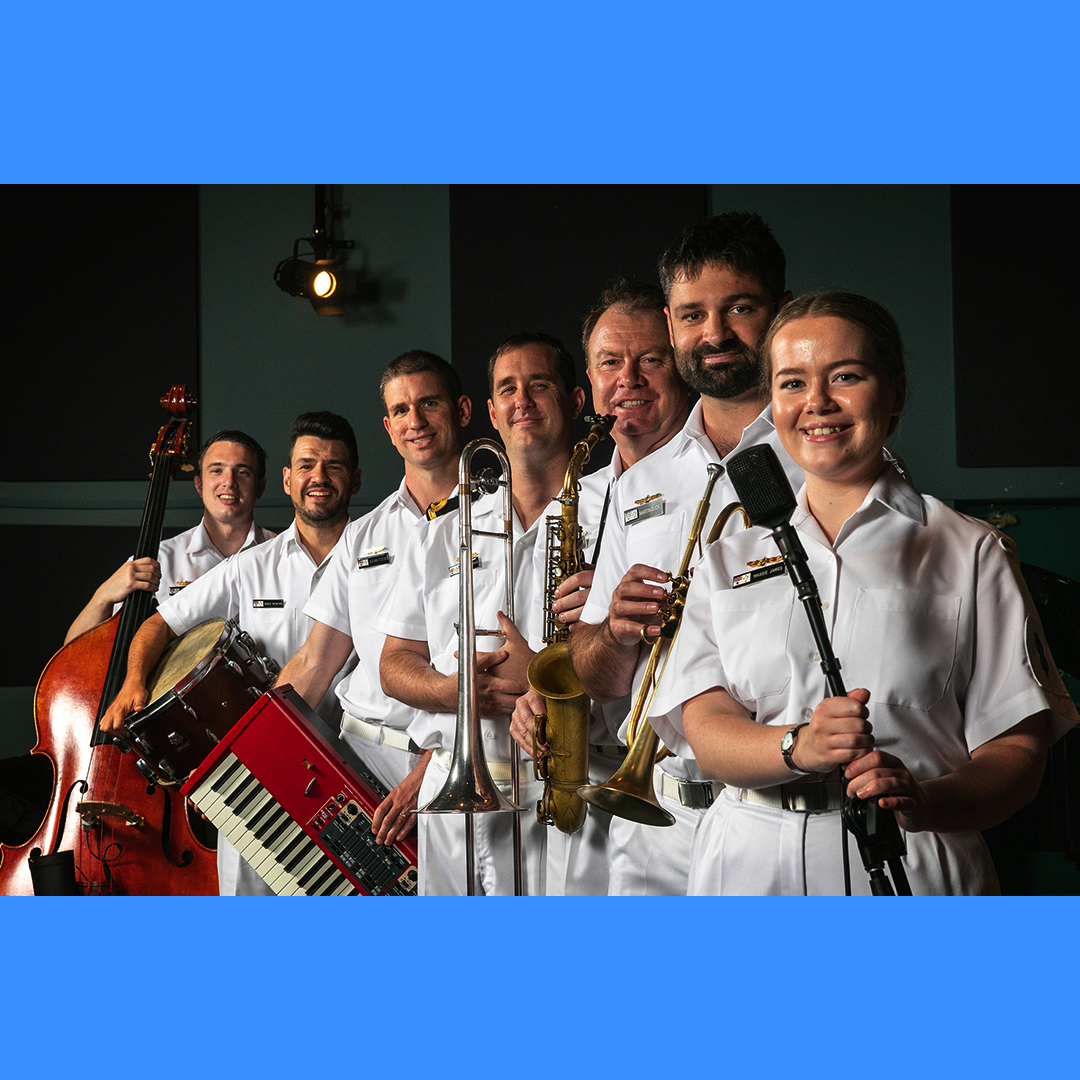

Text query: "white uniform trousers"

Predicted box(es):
[217, 836, 276, 897]
[606, 766, 708, 896]
[687, 788, 1001, 896]
[544, 748, 625, 896]
[416, 754, 547, 896]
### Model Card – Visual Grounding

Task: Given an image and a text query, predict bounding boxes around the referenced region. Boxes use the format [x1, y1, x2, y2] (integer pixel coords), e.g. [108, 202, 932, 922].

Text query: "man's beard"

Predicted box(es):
[674, 338, 766, 400]
[294, 489, 348, 527]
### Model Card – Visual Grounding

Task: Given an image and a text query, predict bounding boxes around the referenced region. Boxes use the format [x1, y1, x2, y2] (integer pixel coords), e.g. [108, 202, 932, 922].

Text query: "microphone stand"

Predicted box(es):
[771, 523, 911, 896]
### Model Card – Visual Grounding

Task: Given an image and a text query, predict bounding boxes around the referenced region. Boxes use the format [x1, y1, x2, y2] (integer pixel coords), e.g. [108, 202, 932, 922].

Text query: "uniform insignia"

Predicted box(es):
[746, 555, 783, 569]
[624, 493, 665, 526]
[449, 554, 482, 577]
[358, 548, 392, 569]
[252, 598, 286, 608]
[427, 496, 454, 520]
[427, 482, 490, 520]
[732, 563, 787, 588]
[168, 581, 191, 596]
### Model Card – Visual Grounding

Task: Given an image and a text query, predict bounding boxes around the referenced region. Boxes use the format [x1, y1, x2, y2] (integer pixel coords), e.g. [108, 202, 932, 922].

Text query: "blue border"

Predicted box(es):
[3, 4, 1076, 1075]
[4, 2, 1078, 181]
[4, 895, 1077, 1075]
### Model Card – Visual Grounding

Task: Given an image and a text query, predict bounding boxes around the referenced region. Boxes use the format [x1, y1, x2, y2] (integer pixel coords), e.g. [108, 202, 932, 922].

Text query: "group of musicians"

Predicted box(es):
[88, 210, 1078, 896]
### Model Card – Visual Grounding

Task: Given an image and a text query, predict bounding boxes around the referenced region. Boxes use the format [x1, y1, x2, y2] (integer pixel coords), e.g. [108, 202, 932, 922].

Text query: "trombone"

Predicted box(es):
[579, 463, 750, 826]
[417, 438, 525, 895]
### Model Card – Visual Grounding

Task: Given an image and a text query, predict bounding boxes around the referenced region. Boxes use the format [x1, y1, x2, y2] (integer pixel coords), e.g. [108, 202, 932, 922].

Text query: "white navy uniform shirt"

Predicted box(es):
[154, 519, 274, 605]
[304, 478, 427, 732]
[650, 466, 1078, 895]
[581, 400, 803, 780]
[158, 521, 353, 724]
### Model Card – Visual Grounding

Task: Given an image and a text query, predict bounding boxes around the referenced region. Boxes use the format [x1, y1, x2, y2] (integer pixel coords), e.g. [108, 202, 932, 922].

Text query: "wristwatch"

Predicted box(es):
[780, 723, 811, 776]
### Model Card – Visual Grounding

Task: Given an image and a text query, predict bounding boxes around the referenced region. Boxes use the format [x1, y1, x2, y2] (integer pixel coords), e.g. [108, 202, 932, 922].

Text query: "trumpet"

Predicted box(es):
[417, 438, 524, 895]
[579, 463, 750, 826]
[527, 414, 613, 835]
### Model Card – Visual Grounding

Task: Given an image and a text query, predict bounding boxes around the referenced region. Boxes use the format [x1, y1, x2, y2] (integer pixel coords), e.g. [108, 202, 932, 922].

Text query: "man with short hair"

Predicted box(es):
[581, 276, 691, 475]
[276, 351, 472, 855]
[508, 279, 692, 895]
[64, 430, 274, 644]
[378, 333, 592, 895]
[101, 412, 362, 895]
[570, 212, 803, 895]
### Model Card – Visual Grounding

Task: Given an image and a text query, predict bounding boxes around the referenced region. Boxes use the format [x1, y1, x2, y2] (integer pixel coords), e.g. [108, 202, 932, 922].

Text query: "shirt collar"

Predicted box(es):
[791, 453, 925, 530]
[678, 399, 776, 463]
[186, 518, 266, 557]
[395, 475, 426, 520]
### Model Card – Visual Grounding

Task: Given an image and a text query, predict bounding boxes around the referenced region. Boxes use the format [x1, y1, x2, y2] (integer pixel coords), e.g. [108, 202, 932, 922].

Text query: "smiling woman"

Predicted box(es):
[765, 294, 907, 544]
[647, 292, 1079, 895]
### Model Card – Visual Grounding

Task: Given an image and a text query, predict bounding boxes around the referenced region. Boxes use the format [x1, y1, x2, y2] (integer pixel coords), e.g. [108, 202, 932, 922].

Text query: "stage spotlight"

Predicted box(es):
[273, 255, 343, 300]
[273, 185, 354, 316]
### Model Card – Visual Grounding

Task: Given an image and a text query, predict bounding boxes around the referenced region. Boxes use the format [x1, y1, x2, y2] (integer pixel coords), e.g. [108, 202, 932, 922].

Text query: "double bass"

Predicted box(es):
[0, 386, 219, 895]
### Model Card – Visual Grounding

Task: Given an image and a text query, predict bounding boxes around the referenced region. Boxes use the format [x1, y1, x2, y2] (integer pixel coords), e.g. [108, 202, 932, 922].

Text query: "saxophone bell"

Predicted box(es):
[527, 414, 613, 836]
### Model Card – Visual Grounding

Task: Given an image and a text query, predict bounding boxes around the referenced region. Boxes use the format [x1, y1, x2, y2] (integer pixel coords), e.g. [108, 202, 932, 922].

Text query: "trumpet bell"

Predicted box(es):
[578, 738, 676, 828]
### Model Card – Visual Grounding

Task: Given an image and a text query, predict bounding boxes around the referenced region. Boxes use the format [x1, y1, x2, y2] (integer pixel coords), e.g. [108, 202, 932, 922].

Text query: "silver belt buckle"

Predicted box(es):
[678, 779, 718, 810]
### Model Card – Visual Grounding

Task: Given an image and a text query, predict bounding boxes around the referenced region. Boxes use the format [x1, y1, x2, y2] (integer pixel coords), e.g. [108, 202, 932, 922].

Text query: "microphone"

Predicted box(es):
[726, 444, 911, 896]
[728, 446, 843, 694]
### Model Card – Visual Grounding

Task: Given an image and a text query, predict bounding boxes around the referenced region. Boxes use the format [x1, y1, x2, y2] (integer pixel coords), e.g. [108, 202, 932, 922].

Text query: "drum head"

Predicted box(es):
[147, 618, 227, 700]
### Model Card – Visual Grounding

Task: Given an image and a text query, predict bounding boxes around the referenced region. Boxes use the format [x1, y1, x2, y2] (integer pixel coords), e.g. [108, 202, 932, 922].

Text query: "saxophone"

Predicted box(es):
[526, 414, 614, 835]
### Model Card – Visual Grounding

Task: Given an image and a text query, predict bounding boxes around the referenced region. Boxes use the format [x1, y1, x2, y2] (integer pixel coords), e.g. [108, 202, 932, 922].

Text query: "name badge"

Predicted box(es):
[732, 563, 787, 589]
[623, 495, 664, 527]
[168, 581, 190, 596]
[449, 554, 482, 577]
[252, 598, 286, 608]
[358, 549, 392, 569]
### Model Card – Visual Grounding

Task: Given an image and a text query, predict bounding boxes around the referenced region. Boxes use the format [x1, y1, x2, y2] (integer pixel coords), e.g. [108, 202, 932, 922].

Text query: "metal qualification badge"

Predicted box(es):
[732, 556, 786, 589]
[623, 493, 664, 526]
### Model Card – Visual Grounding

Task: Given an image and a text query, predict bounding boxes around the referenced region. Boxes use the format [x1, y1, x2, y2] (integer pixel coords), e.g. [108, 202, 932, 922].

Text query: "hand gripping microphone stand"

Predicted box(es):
[727, 445, 911, 896]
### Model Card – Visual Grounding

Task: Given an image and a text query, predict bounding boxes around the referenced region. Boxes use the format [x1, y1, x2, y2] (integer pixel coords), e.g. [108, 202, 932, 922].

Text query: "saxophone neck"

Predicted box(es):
[557, 414, 614, 503]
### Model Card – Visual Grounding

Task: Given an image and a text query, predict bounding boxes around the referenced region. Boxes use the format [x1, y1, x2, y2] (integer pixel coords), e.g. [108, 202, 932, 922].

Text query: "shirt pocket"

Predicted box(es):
[707, 589, 796, 701]
[626, 510, 687, 572]
[844, 589, 961, 711]
[237, 601, 289, 654]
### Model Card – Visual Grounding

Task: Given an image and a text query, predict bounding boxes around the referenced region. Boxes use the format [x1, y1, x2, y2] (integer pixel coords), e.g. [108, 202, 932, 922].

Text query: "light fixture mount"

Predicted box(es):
[273, 185, 355, 315]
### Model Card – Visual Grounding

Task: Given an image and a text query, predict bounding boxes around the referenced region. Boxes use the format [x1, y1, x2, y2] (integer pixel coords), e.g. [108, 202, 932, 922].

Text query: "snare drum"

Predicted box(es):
[127, 618, 279, 784]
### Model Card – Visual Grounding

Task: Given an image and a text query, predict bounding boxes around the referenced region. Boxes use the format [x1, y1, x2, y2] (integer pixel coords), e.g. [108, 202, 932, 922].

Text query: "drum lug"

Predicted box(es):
[157, 758, 181, 784]
[225, 658, 246, 679]
[136, 758, 162, 784]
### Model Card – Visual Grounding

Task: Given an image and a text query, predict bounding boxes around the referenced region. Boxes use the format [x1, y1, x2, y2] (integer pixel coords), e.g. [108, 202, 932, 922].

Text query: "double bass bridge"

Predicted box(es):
[76, 801, 146, 828]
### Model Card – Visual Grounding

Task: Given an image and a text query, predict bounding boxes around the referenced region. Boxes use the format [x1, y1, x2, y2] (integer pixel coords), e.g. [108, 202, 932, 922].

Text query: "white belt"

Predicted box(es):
[431, 747, 534, 783]
[736, 773, 842, 813]
[658, 769, 724, 810]
[342, 713, 420, 754]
